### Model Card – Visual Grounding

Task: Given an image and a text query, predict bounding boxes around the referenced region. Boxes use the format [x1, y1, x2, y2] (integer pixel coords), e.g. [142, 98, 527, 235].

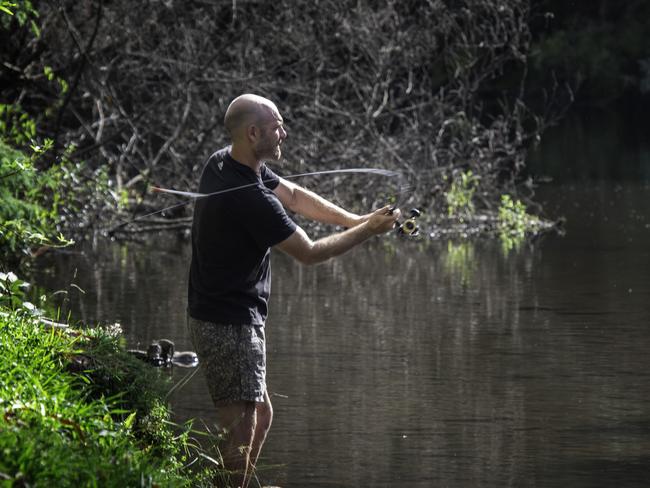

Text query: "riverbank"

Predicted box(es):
[0, 306, 220, 486]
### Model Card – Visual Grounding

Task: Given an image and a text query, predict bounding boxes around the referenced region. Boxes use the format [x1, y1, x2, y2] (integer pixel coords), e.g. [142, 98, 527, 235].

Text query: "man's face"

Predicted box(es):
[253, 108, 287, 161]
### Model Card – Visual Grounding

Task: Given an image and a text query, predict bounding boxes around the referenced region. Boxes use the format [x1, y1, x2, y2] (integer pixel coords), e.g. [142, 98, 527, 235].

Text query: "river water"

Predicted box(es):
[31, 111, 650, 487]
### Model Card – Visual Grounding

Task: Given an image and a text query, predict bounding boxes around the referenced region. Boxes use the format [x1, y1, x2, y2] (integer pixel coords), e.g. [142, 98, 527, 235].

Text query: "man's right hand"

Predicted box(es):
[276, 205, 402, 265]
[366, 205, 401, 235]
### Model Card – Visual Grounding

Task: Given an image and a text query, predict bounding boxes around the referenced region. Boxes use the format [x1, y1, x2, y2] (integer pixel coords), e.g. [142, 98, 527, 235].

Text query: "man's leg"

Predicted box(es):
[188, 320, 271, 487]
[247, 391, 273, 482]
[216, 401, 257, 488]
[217, 393, 272, 488]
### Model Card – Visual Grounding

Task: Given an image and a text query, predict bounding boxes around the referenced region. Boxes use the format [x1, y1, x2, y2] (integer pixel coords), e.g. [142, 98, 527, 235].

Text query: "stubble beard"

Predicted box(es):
[255, 137, 282, 162]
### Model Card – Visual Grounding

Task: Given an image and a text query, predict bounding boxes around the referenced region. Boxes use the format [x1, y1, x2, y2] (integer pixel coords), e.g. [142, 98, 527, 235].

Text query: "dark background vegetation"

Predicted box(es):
[1, 0, 648, 238]
[530, 0, 650, 108]
[526, 0, 650, 182]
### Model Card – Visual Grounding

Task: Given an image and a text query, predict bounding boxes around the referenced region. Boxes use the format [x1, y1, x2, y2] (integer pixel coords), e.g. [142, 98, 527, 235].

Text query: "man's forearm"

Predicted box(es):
[275, 204, 399, 265]
[277, 220, 375, 265]
[307, 221, 375, 264]
[287, 185, 362, 228]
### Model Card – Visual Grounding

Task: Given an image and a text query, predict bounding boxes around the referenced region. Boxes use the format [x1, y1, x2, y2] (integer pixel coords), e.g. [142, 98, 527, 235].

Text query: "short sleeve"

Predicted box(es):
[238, 187, 296, 249]
[260, 164, 281, 190]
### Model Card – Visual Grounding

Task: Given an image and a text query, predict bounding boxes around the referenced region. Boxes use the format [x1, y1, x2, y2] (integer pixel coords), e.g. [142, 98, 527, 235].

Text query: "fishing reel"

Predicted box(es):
[127, 339, 199, 368]
[391, 207, 421, 237]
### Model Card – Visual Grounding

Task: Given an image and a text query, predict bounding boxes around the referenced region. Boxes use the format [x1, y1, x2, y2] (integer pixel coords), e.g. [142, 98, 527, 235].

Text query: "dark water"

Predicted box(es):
[31, 180, 650, 488]
[30, 110, 650, 487]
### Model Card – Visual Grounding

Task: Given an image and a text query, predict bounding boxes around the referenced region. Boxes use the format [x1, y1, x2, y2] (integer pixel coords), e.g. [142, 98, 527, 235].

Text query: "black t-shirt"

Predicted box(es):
[188, 147, 297, 325]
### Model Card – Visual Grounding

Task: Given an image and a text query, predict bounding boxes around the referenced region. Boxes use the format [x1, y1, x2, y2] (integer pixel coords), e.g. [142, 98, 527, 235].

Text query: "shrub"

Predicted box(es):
[0, 310, 219, 486]
[497, 194, 542, 251]
[0, 139, 72, 266]
[445, 170, 479, 219]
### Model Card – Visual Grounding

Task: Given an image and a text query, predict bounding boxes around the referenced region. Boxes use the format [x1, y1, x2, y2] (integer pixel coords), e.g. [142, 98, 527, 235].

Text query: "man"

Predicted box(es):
[187, 94, 400, 488]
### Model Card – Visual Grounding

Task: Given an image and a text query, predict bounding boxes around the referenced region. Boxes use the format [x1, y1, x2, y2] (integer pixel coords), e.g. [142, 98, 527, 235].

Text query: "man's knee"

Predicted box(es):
[217, 401, 257, 434]
[256, 399, 273, 432]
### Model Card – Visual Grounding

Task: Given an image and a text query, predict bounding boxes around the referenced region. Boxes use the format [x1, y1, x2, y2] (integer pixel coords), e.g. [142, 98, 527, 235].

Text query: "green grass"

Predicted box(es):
[0, 309, 220, 487]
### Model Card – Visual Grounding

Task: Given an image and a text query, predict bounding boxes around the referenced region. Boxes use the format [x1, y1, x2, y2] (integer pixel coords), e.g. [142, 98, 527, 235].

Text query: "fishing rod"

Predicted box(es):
[112, 167, 404, 231]
[151, 167, 400, 200]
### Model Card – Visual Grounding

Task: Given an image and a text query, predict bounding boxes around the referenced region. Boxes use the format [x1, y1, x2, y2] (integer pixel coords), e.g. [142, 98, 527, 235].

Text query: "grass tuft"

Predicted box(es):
[0, 309, 219, 486]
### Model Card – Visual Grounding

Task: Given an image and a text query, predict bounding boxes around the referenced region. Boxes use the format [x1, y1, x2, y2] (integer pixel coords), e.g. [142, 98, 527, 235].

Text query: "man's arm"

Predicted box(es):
[275, 206, 400, 265]
[273, 178, 370, 228]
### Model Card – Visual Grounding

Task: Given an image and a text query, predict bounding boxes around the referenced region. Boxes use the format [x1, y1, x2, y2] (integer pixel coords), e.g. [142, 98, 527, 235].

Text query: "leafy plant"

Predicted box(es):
[445, 170, 479, 220]
[497, 194, 541, 252]
[0, 1, 13, 15]
[0, 0, 39, 35]
[0, 271, 42, 314]
[0, 309, 221, 486]
[0, 140, 73, 266]
[0, 104, 37, 147]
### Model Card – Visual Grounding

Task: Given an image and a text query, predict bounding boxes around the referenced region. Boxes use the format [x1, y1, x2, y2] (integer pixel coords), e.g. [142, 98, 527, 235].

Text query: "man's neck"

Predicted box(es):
[229, 143, 262, 174]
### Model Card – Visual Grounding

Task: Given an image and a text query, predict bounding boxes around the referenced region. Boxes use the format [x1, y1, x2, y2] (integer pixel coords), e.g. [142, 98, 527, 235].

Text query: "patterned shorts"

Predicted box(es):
[187, 317, 267, 404]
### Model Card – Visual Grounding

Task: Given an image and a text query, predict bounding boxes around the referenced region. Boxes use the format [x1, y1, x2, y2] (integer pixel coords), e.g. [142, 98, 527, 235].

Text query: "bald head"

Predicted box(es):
[224, 94, 279, 139]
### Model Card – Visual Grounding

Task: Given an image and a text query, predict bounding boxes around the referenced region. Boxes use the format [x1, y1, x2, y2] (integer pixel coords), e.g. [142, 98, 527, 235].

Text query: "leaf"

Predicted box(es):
[123, 411, 137, 430]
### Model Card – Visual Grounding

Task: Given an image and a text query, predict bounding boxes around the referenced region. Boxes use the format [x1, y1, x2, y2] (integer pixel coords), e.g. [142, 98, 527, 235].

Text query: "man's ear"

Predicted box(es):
[246, 124, 259, 143]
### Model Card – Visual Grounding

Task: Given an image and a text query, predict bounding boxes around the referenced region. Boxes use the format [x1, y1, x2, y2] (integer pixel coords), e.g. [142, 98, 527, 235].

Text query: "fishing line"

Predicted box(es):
[112, 167, 401, 231]
[165, 364, 202, 401]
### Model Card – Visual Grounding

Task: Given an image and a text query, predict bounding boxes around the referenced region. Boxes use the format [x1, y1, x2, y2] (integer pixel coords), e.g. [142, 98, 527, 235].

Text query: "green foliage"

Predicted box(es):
[80, 325, 170, 420]
[0, 309, 220, 486]
[0, 2, 14, 15]
[0, 104, 37, 146]
[0, 140, 73, 266]
[0, 0, 38, 35]
[445, 170, 479, 219]
[0, 271, 41, 314]
[497, 194, 541, 252]
[1, 95, 118, 266]
[42, 65, 67, 91]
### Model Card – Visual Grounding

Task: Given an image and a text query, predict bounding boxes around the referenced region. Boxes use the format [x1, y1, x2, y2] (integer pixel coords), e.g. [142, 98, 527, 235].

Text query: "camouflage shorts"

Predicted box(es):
[187, 317, 267, 404]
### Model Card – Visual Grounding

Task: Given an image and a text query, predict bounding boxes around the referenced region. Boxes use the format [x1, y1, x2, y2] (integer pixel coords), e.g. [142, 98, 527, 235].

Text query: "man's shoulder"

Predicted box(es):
[204, 146, 231, 168]
[199, 146, 235, 188]
[214, 145, 231, 159]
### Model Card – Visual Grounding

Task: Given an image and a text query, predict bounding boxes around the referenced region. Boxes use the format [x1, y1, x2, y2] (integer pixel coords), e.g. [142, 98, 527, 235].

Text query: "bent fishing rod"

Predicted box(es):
[111, 166, 421, 236]
[151, 167, 400, 199]
[113, 168, 397, 224]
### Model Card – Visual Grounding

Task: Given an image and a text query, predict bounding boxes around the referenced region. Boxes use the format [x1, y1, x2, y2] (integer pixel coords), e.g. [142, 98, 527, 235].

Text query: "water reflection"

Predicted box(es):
[30, 183, 650, 488]
[442, 240, 476, 287]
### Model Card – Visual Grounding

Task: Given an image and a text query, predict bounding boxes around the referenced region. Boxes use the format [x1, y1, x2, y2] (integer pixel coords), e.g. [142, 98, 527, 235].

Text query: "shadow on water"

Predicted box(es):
[30, 179, 650, 487]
